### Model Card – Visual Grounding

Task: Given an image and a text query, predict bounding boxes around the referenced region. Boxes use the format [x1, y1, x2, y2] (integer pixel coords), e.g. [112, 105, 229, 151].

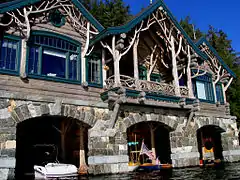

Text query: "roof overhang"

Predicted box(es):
[196, 37, 236, 78]
[0, 0, 104, 31]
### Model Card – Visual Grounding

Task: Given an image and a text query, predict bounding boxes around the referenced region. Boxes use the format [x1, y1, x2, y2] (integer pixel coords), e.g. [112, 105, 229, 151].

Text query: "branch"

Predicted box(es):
[100, 41, 113, 55]
[191, 66, 207, 78]
[214, 66, 222, 84]
[224, 77, 233, 91]
[174, 35, 183, 58]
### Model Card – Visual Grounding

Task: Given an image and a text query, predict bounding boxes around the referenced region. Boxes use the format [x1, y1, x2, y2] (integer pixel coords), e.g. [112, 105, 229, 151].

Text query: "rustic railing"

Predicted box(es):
[105, 75, 189, 97]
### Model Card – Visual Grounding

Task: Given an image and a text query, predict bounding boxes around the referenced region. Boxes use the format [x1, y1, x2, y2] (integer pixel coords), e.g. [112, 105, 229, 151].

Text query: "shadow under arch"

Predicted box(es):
[127, 121, 174, 165]
[197, 125, 225, 164]
[15, 115, 90, 180]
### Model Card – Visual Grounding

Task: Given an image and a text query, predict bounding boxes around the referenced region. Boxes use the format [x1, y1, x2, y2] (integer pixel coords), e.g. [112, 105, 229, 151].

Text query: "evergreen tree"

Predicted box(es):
[180, 16, 203, 40]
[82, 0, 131, 27]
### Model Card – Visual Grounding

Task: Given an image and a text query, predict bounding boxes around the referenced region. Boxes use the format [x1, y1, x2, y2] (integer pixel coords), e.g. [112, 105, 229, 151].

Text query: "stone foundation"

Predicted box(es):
[0, 98, 240, 178]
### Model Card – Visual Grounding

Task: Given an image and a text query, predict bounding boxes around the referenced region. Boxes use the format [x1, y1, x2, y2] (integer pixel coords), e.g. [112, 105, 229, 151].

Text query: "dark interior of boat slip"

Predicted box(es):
[15, 116, 86, 179]
[127, 121, 172, 164]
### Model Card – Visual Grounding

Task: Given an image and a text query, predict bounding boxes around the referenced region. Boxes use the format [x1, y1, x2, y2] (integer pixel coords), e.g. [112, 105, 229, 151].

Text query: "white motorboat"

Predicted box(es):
[34, 163, 78, 179]
[33, 144, 78, 179]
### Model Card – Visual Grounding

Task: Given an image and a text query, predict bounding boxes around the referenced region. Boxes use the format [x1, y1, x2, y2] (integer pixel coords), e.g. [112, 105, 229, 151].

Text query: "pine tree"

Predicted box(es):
[82, 0, 131, 27]
[180, 16, 203, 40]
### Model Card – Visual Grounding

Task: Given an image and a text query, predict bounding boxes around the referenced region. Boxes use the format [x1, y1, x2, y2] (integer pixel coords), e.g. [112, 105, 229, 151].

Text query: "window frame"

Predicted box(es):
[0, 34, 21, 75]
[192, 72, 215, 103]
[216, 82, 224, 104]
[26, 31, 82, 84]
[86, 52, 103, 88]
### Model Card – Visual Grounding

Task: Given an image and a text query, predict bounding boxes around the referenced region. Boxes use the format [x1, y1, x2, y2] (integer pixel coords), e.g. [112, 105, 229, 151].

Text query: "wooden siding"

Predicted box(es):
[0, 74, 103, 104]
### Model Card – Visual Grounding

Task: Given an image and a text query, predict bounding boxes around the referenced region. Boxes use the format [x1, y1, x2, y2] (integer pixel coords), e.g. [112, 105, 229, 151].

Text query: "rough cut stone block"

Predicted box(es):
[88, 155, 128, 165]
[0, 157, 15, 168]
[0, 168, 9, 180]
[20, 104, 31, 120]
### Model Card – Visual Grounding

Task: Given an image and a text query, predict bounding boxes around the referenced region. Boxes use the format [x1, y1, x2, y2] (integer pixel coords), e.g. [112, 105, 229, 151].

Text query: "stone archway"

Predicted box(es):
[15, 115, 91, 179]
[118, 112, 178, 166]
[197, 125, 225, 164]
[5, 101, 99, 179]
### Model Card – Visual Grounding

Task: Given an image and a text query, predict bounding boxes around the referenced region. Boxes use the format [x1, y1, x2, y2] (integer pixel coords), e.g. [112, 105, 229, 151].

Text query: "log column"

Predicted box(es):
[170, 36, 180, 96]
[133, 38, 139, 80]
[78, 125, 88, 175]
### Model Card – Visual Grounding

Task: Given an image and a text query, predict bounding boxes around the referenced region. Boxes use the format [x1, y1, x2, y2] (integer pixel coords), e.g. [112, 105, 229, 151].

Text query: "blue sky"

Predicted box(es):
[124, 0, 240, 53]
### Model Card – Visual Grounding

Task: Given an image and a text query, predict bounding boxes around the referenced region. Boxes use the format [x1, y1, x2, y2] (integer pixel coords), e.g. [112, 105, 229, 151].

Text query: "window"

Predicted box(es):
[27, 32, 81, 83]
[87, 54, 102, 86]
[196, 81, 206, 99]
[216, 83, 224, 104]
[150, 73, 161, 82]
[139, 66, 147, 80]
[139, 66, 161, 82]
[0, 36, 20, 74]
[192, 74, 215, 103]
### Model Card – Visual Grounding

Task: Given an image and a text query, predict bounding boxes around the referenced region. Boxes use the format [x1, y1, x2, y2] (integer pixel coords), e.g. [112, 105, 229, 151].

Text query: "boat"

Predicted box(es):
[134, 140, 172, 172]
[33, 144, 78, 179]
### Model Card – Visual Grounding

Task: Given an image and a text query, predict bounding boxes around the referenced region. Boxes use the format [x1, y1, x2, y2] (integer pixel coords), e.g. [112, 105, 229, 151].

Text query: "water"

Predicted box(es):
[79, 162, 240, 180]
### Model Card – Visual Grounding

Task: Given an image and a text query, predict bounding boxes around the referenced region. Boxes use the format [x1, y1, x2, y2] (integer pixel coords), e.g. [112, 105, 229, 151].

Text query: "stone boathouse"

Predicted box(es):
[0, 0, 239, 179]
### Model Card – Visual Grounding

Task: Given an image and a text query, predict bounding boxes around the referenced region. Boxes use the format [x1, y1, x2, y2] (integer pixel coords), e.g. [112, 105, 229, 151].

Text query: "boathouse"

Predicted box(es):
[0, 0, 239, 179]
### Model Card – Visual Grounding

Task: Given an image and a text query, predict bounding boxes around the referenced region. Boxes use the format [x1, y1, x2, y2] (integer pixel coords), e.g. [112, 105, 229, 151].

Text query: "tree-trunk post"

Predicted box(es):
[222, 83, 227, 104]
[170, 36, 180, 96]
[150, 127, 156, 164]
[78, 125, 88, 175]
[212, 82, 217, 103]
[20, 39, 27, 79]
[114, 51, 121, 86]
[102, 49, 107, 86]
[187, 46, 194, 98]
[133, 38, 139, 80]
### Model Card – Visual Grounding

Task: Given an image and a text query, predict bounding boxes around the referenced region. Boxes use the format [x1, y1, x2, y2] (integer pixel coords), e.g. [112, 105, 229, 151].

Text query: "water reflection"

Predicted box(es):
[81, 162, 240, 180]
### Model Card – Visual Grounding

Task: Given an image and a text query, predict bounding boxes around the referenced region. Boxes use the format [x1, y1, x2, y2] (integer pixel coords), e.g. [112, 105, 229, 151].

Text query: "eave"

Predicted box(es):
[196, 37, 236, 78]
[0, 0, 104, 31]
[90, 0, 208, 60]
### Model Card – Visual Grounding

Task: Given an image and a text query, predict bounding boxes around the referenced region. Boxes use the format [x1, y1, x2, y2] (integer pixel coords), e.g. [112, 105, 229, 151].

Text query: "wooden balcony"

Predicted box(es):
[105, 75, 189, 98]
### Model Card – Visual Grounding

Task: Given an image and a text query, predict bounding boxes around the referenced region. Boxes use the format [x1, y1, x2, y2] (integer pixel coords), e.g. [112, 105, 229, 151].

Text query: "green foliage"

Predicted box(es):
[180, 16, 203, 40]
[82, 0, 131, 27]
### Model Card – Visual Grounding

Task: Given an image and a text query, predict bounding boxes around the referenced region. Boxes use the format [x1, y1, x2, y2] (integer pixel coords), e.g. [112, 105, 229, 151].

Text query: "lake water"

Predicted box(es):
[80, 162, 240, 180]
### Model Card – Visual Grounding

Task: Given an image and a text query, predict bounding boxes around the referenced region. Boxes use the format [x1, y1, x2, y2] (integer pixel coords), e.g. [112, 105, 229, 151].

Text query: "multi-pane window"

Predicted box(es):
[87, 55, 102, 86]
[192, 74, 215, 103]
[150, 73, 161, 82]
[139, 66, 160, 82]
[27, 32, 81, 82]
[0, 37, 20, 72]
[216, 83, 224, 104]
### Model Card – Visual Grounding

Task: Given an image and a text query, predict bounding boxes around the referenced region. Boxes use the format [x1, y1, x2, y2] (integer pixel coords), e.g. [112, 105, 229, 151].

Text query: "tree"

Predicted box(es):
[180, 16, 203, 40]
[82, 0, 131, 27]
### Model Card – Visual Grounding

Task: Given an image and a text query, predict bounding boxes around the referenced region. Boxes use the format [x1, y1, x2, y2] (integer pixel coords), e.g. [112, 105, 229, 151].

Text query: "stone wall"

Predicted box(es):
[170, 112, 240, 168]
[1, 96, 240, 178]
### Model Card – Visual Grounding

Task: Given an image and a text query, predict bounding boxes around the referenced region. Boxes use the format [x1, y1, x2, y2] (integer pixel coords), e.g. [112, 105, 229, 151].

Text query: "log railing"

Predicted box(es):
[105, 75, 189, 97]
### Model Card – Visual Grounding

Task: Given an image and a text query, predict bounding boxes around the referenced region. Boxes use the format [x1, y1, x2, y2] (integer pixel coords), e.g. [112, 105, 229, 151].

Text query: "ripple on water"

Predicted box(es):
[83, 162, 240, 180]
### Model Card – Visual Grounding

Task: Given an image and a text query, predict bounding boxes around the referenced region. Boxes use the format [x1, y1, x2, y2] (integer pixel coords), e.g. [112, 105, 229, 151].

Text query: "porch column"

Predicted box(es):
[170, 36, 180, 96]
[20, 39, 27, 78]
[133, 38, 139, 79]
[187, 45, 194, 98]
[78, 125, 88, 175]
[212, 82, 217, 103]
[102, 49, 107, 86]
[150, 128, 156, 164]
[114, 50, 121, 86]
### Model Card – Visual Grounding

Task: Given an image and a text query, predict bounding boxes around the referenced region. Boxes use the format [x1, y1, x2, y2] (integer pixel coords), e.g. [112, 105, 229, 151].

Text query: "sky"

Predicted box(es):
[124, 0, 240, 53]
